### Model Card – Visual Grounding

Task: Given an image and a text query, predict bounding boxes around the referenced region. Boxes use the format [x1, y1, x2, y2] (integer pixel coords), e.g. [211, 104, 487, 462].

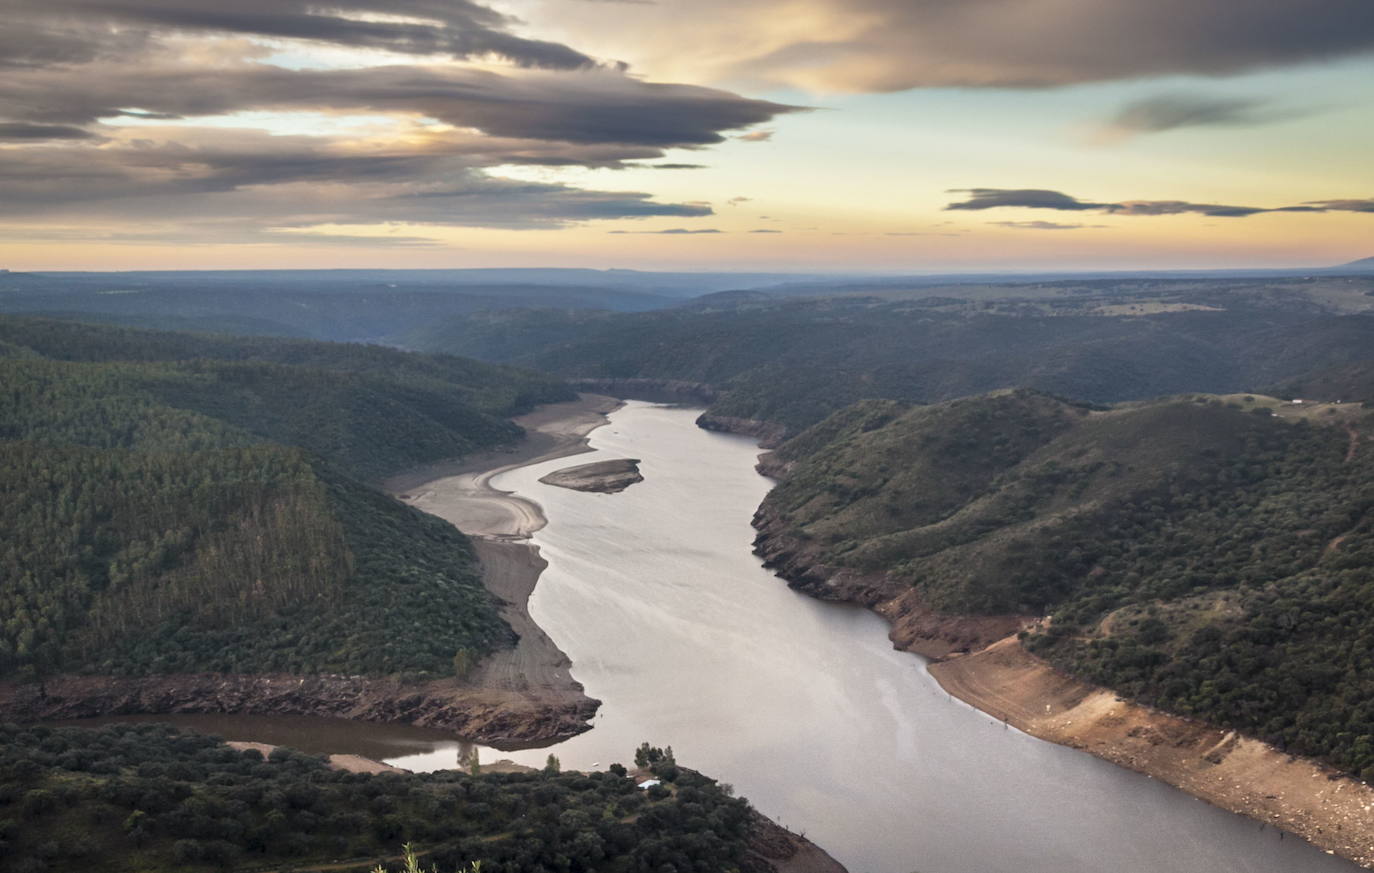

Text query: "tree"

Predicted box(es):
[452, 648, 476, 680]
[373, 844, 481, 873]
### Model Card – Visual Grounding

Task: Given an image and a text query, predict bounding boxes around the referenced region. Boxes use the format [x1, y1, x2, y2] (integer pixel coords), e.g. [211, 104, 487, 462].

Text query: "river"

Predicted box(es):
[99, 401, 1361, 873]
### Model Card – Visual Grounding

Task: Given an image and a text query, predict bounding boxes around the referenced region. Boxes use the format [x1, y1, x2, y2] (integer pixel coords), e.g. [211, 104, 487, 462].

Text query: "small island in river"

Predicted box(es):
[539, 457, 644, 493]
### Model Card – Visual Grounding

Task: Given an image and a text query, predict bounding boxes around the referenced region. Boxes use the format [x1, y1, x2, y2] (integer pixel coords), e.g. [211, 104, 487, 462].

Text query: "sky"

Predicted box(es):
[1, 0, 1372, 272]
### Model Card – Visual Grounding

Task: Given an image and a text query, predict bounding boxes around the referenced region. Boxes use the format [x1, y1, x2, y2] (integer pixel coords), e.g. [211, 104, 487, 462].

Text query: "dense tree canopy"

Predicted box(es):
[0, 318, 572, 679]
[763, 389, 1374, 772]
[0, 724, 758, 873]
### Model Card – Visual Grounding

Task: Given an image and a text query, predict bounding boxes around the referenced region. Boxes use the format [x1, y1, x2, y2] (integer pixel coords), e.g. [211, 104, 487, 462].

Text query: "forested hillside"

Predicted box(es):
[1272, 359, 1374, 405]
[0, 725, 762, 873]
[401, 281, 1374, 438]
[0, 269, 722, 342]
[0, 318, 572, 681]
[758, 390, 1374, 773]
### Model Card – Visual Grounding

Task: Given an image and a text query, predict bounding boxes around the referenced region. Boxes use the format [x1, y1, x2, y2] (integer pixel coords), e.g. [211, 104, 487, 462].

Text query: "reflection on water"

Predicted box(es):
[59, 403, 1363, 873]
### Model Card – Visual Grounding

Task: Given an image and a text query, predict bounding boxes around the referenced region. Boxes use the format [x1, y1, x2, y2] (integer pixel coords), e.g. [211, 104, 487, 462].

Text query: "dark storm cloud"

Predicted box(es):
[7, 0, 594, 69]
[946, 189, 1374, 218]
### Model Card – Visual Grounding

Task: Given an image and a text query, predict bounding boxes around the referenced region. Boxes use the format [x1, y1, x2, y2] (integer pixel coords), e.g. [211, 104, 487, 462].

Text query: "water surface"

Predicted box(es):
[95, 402, 1359, 873]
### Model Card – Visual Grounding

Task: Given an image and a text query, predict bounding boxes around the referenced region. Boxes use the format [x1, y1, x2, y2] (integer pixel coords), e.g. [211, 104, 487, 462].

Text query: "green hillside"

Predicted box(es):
[1270, 359, 1374, 405]
[761, 390, 1374, 772]
[401, 291, 1374, 438]
[0, 724, 758, 873]
[0, 318, 573, 680]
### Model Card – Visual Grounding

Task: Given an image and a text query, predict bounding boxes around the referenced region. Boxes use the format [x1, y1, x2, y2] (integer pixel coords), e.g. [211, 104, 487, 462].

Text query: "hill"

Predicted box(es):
[755, 390, 1374, 774]
[0, 318, 573, 683]
[1271, 359, 1374, 404]
[0, 725, 788, 873]
[0, 269, 827, 342]
[401, 279, 1374, 439]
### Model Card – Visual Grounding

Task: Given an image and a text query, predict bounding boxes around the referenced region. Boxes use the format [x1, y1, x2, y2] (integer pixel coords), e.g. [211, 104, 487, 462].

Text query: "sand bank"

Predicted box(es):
[387, 394, 622, 723]
[226, 741, 403, 775]
[386, 394, 622, 537]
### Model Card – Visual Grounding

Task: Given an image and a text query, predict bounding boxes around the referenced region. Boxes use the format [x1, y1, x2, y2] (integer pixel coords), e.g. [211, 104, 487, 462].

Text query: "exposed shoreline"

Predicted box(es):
[929, 637, 1374, 867]
[750, 468, 1374, 869]
[386, 393, 624, 735]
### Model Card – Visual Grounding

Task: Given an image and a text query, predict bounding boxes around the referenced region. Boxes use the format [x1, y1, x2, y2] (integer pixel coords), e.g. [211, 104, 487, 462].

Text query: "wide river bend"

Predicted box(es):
[106, 403, 1363, 873]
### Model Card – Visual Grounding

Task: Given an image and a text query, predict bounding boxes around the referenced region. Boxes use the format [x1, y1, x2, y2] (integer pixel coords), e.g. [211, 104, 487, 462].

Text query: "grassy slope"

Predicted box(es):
[762, 389, 1374, 772]
[0, 318, 573, 680]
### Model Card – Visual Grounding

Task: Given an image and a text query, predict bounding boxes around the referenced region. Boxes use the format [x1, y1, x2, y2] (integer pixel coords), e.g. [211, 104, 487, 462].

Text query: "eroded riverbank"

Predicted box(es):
[751, 449, 1374, 869]
[930, 637, 1374, 868]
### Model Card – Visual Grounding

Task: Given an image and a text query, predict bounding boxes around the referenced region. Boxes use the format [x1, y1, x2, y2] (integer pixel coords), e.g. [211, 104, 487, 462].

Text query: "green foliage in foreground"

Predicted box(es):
[765, 389, 1374, 773]
[0, 317, 572, 679]
[0, 724, 756, 873]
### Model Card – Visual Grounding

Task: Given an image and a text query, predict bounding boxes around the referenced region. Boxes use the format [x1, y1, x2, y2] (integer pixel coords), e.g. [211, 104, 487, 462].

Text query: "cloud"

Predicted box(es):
[607, 228, 722, 234]
[737, 130, 773, 141]
[645, 163, 707, 169]
[0, 122, 98, 140]
[7, 0, 596, 70]
[0, 64, 798, 148]
[749, 228, 781, 233]
[526, 0, 1374, 92]
[0, 0, 799, 245]
[1303, 198, 1374, 213]
[946, 189, 1107, 212]
[1093, 93, 1301, 143]
[989, 220, 1107, 230]
[946, 188, 1374, 218]
[726, 196, 752, 206]
[0, 128, 715, 232]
